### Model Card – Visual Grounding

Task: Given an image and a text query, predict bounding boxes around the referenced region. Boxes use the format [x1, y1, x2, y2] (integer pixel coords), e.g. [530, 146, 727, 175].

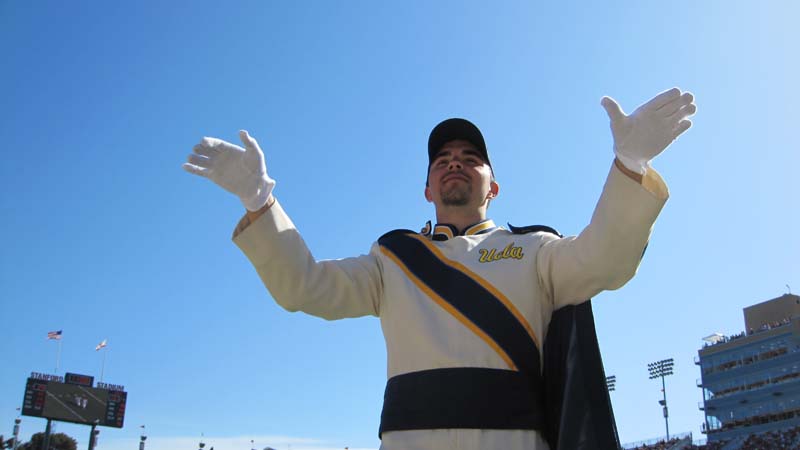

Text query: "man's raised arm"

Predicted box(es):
[183, 131, 383, 320]
[537, 88, 696, 310]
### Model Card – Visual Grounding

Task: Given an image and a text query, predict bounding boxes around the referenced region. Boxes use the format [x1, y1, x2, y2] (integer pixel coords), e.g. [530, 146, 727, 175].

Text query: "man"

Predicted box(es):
[183, 88, 696, 450]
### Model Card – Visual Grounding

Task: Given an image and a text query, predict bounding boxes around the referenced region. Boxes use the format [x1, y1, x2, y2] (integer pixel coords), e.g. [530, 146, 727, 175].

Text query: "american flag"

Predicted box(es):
[47, 330, 62, 340]
[95, 339, 107, 351]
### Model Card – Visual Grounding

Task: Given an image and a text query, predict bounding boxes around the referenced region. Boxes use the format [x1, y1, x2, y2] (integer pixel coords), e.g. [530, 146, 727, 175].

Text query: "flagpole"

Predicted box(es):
[100, 347, 107, 383]
[56, 339, 62, 373]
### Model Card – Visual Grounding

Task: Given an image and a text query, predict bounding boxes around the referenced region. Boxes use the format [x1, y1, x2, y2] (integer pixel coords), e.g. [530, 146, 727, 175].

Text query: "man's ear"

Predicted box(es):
[487, 180, 500, 199]
[424, 185, 433, 203]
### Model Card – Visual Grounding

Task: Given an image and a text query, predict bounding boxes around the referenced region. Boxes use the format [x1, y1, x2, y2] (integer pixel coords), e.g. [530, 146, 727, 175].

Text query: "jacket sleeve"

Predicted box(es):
[232, 199, 383, 320]
[536, 163, 669, 310]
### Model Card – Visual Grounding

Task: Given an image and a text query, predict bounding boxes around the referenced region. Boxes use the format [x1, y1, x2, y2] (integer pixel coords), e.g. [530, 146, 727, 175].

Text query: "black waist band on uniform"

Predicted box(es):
[379, 367, 544, 437]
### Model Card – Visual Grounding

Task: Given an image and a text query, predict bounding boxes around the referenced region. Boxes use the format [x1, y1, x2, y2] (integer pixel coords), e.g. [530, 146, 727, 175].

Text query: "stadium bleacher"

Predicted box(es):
[626, 425, 800, 450]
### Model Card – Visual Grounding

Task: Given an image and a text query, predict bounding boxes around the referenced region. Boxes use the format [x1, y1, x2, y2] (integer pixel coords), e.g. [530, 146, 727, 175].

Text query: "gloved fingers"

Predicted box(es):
[200, 136, 226, 147]
[199, 137, 246, 155]
[668, 103, 697, 123]
[664, 104, 697, 136]
[239, 130, 263, 156]
[600, 96, 626, 122]
[658, 93, 695, 118]
[643, 87, 682, 111]
[193, 142, 221, 158]
[657, 93, 692, 116]
[182, 162, 211, 178]
[187, 153, 212, 168]
[673, 119, 692, 137]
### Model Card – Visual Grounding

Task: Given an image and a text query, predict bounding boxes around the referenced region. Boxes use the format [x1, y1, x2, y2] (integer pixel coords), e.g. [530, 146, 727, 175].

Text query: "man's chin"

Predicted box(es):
[437, 185, 472, 206]
[441, 195, 470, 207]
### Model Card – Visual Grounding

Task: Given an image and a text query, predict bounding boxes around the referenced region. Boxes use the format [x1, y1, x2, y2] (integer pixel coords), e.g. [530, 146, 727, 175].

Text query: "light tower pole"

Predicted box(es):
[12, 418, 21, 450]
[648, 358, 674, 440]
[139, 425, 147, 450]
[88, 420, 100, 450]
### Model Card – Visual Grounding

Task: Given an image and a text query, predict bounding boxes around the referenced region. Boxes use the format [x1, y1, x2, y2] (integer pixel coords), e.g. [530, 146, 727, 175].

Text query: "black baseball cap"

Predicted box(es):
[427, 118, 491, 167]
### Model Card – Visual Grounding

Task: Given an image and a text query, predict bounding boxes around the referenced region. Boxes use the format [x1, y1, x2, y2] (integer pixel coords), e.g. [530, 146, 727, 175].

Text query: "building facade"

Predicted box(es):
[697, 294, 800, 443]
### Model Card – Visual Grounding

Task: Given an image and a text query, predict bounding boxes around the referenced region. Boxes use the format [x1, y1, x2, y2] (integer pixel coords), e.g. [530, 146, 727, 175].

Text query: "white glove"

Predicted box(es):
[601, 88, 697, 174]
[183, 130, 276, 211]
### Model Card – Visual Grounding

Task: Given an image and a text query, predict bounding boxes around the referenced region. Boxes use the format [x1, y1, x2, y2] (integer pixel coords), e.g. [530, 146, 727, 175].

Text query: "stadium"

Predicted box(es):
[622, 293, 800, 450]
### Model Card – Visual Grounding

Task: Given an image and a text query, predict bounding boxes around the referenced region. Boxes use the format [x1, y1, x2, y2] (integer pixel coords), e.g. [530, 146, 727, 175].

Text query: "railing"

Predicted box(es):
[705, 408, 800, 435]
[666, 435, 693, 450]
[701, 346, 791, 376]
[700, 370, 800, 403]
[622, 432, 692, 449]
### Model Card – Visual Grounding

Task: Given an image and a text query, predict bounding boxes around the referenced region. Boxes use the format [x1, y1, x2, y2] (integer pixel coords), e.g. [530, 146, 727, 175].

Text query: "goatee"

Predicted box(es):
[441, 185, 471, 206]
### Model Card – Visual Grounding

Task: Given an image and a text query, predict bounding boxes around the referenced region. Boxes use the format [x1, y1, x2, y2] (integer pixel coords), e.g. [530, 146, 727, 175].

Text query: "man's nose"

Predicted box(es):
[447, 160, 463, 171]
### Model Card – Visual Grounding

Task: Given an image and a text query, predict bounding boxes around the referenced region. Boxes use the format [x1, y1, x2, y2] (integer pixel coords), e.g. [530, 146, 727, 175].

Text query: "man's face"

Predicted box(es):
[425, 139, 498, 209]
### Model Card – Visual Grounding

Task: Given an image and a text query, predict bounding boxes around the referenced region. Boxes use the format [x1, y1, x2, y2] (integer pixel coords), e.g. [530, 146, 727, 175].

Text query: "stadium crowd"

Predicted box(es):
[629, 437, 682, 449]
[748, 318, 793, 336]
[706, 407, 800, 434]
[702, 345, 790, 375]
[702, 317, 793, 350]
[629, 425, 800, 449]
[737, 425, 800, 450]
[707, 369, 800, 399]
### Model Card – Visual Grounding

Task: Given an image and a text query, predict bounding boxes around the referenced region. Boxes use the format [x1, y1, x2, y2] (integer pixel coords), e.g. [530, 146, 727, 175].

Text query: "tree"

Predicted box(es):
[19, 432, 77, 450]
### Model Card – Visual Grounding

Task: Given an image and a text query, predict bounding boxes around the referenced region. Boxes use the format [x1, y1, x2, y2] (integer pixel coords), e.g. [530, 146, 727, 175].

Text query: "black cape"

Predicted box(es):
[543, 300, 621, 450]
[511, 224, 621, 450]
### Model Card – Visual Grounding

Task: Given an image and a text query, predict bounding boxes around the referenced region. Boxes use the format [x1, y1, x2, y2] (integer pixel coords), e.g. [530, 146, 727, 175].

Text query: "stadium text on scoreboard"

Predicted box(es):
[30, 372, 64, 383]
[97, 382, 125, 391]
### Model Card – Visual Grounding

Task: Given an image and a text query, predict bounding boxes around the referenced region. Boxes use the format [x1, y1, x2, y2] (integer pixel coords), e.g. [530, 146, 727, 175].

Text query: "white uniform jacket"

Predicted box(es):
[233, 163, 669, 450]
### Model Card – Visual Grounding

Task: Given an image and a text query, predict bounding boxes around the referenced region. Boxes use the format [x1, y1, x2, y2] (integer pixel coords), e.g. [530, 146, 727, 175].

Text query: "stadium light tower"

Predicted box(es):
[11, 418, 20, 450]
[606, 375, 616, 392]
[648, 358, 674, 440]
[88, 419, 100, 450]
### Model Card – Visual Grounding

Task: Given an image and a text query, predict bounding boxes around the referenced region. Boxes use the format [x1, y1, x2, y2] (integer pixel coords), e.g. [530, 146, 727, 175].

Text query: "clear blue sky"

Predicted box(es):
[1, 1, 797, 449]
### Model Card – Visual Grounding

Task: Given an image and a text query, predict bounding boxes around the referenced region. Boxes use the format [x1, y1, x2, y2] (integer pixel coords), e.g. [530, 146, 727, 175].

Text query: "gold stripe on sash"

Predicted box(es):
[407, 234, 540, 351]
[380, 246, 518, 371]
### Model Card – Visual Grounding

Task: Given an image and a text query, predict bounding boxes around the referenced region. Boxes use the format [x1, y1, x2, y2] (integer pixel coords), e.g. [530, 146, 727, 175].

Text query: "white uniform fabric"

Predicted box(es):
[233, 164, 669, 450]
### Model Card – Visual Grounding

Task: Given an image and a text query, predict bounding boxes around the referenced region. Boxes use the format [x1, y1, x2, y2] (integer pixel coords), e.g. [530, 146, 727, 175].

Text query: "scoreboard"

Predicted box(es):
[22, 378, 48, 416]
[22, 373, 127, 428]
[106, 389, 127, 427]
